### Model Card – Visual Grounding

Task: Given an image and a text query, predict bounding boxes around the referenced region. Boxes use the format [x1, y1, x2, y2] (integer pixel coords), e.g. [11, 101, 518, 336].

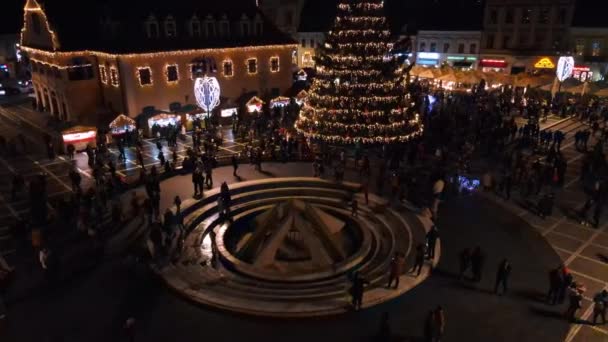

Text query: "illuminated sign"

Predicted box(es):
[194, 76, 221, 113]
[480, 59, 507, 68]
[418, 52, 440, 60]
[534, 57, 555, 69]
[556, 56, 575, 82]
[447, 56, 465, 61]
[221, 108, 238, 118]
[573, 66, 593, 82]
[63, 131, 96, 143]
[417, 59, 439, 66]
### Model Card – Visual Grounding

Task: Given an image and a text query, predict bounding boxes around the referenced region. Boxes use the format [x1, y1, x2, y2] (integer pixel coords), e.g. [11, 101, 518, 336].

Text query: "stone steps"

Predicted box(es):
[157, 177, 433, 317]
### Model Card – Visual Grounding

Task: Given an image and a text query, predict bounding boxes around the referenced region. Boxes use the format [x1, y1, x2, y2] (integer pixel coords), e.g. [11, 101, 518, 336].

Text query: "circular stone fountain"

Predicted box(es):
[158, 177, 437, 317]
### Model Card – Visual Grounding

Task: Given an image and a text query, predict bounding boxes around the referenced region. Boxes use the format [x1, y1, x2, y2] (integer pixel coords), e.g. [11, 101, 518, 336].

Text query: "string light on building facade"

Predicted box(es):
[164, 63, 179, 84]
[136, 66, 153, 87]
[110, 67, 119, 87]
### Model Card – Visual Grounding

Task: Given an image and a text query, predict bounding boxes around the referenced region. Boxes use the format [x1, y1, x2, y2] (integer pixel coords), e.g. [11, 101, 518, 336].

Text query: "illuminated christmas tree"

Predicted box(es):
[295, 0, 422, 144]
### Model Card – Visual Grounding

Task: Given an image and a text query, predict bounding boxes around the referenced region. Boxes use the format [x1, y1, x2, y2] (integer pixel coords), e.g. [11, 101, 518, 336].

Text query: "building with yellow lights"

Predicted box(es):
[20, 0, 296, 123]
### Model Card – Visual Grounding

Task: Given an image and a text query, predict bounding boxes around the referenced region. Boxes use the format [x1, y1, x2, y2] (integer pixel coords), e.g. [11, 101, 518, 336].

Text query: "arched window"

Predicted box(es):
[190, 16, 201, 37]
[164, 16, 177, 37]
[145, 15, 160, 38]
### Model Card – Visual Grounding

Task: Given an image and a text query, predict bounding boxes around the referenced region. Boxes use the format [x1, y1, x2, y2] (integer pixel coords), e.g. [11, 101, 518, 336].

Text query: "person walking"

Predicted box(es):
[387, 252, 404, 289]
[471, 246, 485, 282]
[349, 272, 369, 311]
[174, 195, 182, 213]
[494, 259, 512, 295]
[412, 243, 426, 276]
[430, 306, 445, 342]
[458, 248, 472, 280]
[426, 225, 439, 260]
[547, 266, 563, 305]
[565, 282, 585, 322]
[231, 154, 239, 177]
[593, 290, 608, 325]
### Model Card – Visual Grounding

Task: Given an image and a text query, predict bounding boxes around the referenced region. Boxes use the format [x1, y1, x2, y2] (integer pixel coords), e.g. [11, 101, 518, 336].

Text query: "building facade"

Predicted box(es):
[296, 31, 325, 68]
[415, 30, 481, 69]
[480, 0, 576, 74]
[0, 34, 19, 79]
[20, 0, 296, 123]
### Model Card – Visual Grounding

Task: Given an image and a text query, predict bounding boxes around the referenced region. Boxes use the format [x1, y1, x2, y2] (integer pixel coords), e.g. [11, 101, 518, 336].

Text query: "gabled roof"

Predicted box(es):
[33, 0, 294, 53]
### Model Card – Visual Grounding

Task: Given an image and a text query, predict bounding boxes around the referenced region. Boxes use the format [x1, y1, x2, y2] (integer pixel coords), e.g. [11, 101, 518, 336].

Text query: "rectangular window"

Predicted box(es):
[458, 43, 465, 53]
[310, 39, 315, 48]
[301, 39, 306, 48]
[489, 9, 497, 24]
[165, 22, 176, 37]
[443, 43, 449, 53]
[576, 39, 585, 56]
[223, 60, 233, 77]
[519, 34, 527, 47]
[469, 44, 477, 54]
[539, 8, 549, 24]
[502, 36, 510, 49]
[419, 42, 426, 52]
[241, 23, 249, 36]
[535, 33, 545, 46]
[166, 64, 179, 83]
[270, 57, 279, 72]
[99, 65, 107, 84]
[222, 22, 230, 36]
[505, 9, 514, 24]
[206, 22, 215, 37]
[522, 8, 531, 24]
[430, 43, 436, 52]
[191, 22, 201, 36]
[256, 22, 263, 35]
[559, 8, 567, 25]
[486, 34, 494, 49]
[110, 67, 119, 87]
[592, 41, 601, 57]
[247, 58, 257, 74]
[302, 52, 313, 67]
[137, 67, 152, 86]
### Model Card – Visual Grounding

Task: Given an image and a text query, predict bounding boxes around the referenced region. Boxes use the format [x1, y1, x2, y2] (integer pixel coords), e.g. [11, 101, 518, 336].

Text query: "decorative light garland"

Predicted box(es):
[110, 67, 119, 87]
[222, 59, 234, 77]
[99, 65, 107, 84]
[20, 0, 60, 50]
[270, 56, 280, 73]
[136, 66, 153, 87]
[164, 63, 179, 84]
[246, 57, 258, 75]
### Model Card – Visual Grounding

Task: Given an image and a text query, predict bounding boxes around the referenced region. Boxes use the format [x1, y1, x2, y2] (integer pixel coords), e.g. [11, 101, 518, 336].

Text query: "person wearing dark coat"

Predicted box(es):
[412, 244, 426, 276]
[494, 259, 512, 295]
[231, 154, 239, 177]
[547, 266, 564, 305]
[350, 272, 369, 311]
[471, 246, 485, 282]
[426, 225, 439, 260]
[459, 248, 472, 280]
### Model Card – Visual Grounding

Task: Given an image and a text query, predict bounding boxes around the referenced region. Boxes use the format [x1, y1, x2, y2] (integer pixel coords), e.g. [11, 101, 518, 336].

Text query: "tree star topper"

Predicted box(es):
[194, 76, 221, 113]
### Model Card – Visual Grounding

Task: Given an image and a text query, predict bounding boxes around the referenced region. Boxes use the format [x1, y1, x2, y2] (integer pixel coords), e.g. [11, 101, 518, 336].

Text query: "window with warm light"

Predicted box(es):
[166, 64, 178, 83]
[138, 67, 152, 86]
[575, 39, 585, 56]
[270, 57, 279, 72]
[247, 58, 257, 74]
[592, 41, 601, 57]
[223, 60, 233, 77]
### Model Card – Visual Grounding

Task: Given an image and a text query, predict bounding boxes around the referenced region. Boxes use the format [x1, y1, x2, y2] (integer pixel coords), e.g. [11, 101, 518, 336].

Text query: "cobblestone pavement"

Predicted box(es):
[482, 117, 608, 342]
[0, 103, 251, 264]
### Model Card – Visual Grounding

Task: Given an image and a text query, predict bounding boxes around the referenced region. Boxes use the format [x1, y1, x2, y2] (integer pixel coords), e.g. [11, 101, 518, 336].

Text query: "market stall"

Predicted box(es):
[62, 125, 97, 151]
[246, 96, 265, 113]
[270, 96, 291, 108]
[109, 114, 136, 136]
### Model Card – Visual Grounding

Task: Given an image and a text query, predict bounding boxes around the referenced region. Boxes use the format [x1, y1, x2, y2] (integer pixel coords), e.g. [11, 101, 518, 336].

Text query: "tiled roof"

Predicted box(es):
[36, 0, 294, 53]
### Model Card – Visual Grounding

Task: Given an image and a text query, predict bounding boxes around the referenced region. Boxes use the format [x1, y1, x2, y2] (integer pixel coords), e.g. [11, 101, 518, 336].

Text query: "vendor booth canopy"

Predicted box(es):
[246, 96, 265, 112]
[109, 114, 136, 131]
[270, 96, 291, 108]
[148, 113, 181, 127]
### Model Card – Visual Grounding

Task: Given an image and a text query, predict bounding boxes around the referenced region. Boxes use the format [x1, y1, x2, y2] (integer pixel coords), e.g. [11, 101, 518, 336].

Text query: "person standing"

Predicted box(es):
[494, 259, 512, 295]
[426, 225, 439, 260]
[431, 306, 445, 342]
[431, 176, 445, 219]
[192, 167, 201, 197]
[231, 154, 239, 177]
[565, 282, 585, 322]
[471, 246, 485, 282]
[547, 266, 563, 305]
[593, 290, 608, 325]
[458, 248, 472, 280]
[349, 272, 369, 311]
[412, 243, 426, 276]
[174, 195, 182, 213]
[387, 252, 404, 289]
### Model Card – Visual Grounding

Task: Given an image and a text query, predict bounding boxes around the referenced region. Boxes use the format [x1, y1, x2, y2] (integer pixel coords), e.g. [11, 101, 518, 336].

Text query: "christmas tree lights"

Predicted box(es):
[295, 0, 422, 144]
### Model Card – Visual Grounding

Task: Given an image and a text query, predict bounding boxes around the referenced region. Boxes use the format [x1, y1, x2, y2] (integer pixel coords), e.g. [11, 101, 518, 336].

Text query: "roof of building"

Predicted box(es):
[296, 0, 484, 35]
[572, 0, 607, 28]
[33, 0, 295, 53]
